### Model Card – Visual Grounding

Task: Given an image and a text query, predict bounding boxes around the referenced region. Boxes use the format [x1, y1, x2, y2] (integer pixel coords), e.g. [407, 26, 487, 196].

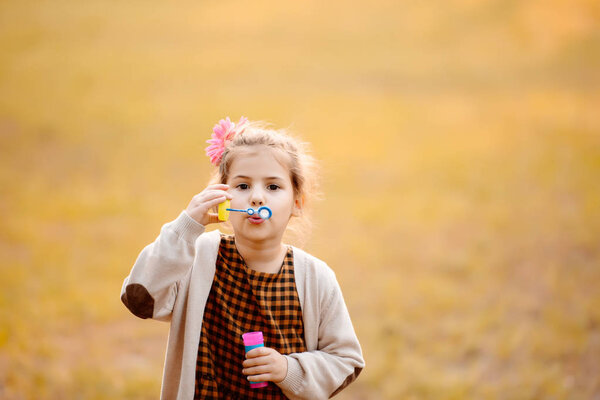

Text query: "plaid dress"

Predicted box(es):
[195, 235, 307, 399]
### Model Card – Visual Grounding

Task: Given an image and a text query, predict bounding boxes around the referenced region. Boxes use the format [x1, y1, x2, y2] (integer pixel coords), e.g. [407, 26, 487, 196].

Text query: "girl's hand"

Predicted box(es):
[185, 184, 232, 226]
[242, 347, 288, 383]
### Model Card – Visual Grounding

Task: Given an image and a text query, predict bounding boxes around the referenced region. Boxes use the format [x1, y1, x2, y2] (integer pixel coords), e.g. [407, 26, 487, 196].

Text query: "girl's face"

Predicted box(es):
[226, 145, 301, 245]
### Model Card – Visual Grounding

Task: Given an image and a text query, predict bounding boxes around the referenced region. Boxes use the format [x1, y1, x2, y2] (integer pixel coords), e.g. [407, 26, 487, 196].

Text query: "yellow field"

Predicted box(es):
[1, 1, 599, 398]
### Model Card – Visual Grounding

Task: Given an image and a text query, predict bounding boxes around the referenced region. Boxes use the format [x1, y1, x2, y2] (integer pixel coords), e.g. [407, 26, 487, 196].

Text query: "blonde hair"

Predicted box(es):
[209, 121, 320, 244]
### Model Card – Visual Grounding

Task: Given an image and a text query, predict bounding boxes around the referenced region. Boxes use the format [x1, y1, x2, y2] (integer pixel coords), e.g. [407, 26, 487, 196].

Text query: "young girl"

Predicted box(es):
[121, 117, 364, 399]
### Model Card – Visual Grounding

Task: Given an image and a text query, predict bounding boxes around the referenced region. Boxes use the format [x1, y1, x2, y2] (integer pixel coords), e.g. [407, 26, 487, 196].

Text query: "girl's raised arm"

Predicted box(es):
[120, 185, 231, 321]
[120, 210, 205, 321]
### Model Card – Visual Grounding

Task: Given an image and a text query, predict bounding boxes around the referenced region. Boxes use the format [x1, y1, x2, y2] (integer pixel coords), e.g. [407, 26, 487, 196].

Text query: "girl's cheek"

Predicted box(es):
[230, 192, 246, 207]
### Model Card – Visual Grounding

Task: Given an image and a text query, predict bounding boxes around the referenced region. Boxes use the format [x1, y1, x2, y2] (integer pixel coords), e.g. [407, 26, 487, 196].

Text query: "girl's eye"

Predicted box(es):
[237, 183, 249, 190]
[267, 184, 280, 191]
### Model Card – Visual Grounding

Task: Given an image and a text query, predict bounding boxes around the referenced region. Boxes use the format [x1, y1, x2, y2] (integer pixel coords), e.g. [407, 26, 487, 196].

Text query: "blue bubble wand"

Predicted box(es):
[226, 206, 272, 220]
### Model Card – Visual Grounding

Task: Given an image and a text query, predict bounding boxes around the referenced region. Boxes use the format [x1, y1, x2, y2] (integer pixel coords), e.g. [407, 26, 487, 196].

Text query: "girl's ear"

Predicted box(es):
[292, 195, 304, 217]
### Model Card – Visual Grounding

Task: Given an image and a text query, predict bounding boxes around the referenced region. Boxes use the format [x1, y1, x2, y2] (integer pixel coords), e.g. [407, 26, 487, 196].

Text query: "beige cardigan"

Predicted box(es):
[121, 210, 364, 399]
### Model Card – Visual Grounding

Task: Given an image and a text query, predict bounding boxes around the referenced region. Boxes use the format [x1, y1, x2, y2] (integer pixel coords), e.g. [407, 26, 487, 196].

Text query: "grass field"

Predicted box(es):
[1, 0, 599, 398]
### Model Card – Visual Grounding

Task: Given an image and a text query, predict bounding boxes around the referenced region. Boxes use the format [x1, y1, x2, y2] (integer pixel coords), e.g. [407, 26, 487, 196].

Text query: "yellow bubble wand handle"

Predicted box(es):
[218, 200, 231, 221]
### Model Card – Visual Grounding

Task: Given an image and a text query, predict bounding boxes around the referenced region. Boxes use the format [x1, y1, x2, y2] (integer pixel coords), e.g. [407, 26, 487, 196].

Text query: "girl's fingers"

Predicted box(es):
[201, 186, 231, 197]
[245, 347, 269, 359]
[192, 195, 230, 214]
[241, 347, 285, 383]
[247, 373, 273, 382]
[206, 212, 221, 225]
[203, 196, 228, 208]
[242, 364, 270, 376]
[206, 183, 229, 190]
[242, 353, 271, 368]
[196, 190, 231, 203]
[186, 185, 231, 226]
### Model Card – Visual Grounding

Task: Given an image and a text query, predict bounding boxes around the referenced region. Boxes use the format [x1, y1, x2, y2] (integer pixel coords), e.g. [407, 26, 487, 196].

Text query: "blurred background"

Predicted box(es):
[1, 0, 599, 399]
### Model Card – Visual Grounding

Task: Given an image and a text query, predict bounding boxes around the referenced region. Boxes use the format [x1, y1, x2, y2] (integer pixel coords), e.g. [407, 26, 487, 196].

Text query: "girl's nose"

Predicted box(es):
[250, 188, 265, 206]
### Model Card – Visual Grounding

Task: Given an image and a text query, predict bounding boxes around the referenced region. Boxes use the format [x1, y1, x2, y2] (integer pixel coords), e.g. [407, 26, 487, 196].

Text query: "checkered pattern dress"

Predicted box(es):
[195, 235, 307, 399]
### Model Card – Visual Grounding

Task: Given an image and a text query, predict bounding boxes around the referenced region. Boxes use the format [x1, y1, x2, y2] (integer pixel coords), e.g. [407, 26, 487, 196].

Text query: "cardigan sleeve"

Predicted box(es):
[120, 210, 205, 322]
[277, 268, 365, 399]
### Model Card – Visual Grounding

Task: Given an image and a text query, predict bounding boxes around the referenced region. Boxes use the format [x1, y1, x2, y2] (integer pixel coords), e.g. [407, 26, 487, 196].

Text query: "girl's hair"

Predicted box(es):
[209, 120, 320, 244]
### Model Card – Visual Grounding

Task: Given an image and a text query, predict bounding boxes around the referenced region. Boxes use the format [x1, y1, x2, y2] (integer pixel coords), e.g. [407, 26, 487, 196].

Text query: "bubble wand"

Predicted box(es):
[218, 200, 272, 222]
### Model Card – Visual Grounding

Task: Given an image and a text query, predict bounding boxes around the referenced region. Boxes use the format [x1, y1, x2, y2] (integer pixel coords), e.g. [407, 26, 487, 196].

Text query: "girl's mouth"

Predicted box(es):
[248, 216, 265, 225]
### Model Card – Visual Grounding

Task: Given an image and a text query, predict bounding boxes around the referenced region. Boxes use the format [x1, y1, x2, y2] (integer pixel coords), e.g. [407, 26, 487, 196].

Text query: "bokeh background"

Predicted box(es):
[1, 0, 599, 399]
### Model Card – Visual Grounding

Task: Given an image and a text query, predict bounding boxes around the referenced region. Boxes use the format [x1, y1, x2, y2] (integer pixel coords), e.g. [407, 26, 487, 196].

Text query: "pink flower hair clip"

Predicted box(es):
[205, 116, 249, 166]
